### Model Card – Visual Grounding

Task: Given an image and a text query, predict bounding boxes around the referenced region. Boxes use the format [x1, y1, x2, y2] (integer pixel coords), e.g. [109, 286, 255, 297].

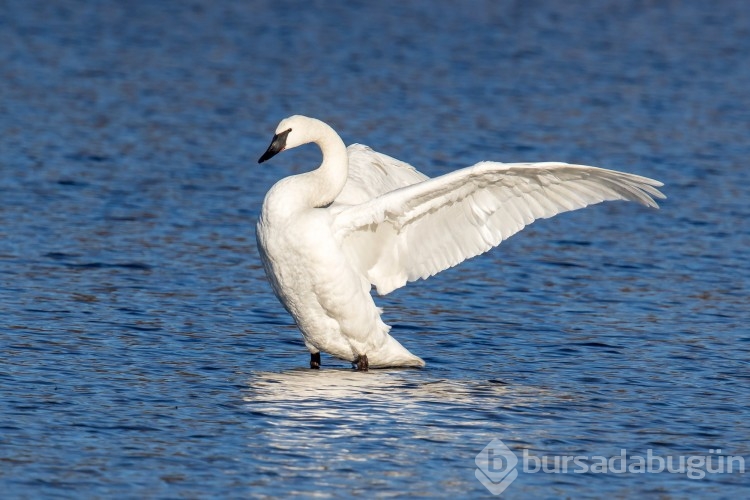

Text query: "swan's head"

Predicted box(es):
[258, 115, 319, 164]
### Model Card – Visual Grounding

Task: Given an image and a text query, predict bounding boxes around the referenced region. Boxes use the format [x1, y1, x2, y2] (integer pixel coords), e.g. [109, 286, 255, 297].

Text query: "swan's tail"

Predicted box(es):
[367, 333, 425, 368]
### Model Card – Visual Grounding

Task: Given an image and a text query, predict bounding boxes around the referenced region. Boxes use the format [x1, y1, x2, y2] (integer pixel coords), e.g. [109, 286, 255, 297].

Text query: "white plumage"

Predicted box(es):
[256, 115, 665, 370]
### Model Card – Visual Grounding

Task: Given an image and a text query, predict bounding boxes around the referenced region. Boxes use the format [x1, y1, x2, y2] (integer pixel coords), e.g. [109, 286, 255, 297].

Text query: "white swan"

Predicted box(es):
[256, 115, 665, 370]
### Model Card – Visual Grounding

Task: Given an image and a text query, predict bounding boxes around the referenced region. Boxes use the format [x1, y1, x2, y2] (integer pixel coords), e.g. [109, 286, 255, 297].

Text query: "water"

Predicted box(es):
[1, 0, 749, 497]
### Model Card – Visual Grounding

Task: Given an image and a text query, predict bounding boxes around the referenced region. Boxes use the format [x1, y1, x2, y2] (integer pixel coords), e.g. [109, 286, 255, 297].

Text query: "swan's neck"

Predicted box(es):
[302, 122, 348, 208]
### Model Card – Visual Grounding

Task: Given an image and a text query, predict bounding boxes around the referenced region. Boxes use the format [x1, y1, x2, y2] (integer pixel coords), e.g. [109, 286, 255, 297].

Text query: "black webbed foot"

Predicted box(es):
[310, 352, 321, 369]
[354, 354, 369, 372]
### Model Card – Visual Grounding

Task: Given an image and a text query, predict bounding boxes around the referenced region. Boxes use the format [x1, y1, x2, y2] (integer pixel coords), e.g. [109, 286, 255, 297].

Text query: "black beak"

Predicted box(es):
[258, 128, 291, 163]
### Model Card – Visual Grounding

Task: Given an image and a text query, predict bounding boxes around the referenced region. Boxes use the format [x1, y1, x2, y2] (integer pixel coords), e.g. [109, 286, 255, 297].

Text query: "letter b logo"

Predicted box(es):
[475, 439, 519, 495]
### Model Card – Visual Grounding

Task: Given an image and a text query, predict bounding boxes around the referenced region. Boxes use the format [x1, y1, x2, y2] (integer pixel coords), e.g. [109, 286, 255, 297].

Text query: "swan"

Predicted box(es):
[256, 115, 665, 370]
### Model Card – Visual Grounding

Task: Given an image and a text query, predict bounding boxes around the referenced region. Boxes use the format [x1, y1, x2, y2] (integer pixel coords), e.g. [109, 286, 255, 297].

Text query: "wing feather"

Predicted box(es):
[332, 160, 665, 295]
[333, 144, 429, 205]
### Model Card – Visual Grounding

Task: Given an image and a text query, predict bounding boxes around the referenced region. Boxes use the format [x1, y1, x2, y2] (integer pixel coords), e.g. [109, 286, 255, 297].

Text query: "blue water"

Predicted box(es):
[1, 0, 749, 498]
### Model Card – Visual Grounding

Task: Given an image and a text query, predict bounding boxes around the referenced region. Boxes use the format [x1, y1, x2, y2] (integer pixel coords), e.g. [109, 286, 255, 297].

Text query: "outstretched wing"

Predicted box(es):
[331, 161, 665, 295]
[333, 144, 429, 205]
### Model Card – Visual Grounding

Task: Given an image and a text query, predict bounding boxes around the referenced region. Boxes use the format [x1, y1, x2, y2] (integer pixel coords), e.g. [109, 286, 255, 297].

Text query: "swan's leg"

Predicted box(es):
[310, 352, 321, 369]
[354, 354, 369, 372]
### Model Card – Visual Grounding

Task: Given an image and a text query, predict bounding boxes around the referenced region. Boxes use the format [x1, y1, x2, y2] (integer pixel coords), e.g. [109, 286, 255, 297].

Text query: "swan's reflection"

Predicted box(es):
[246, 370, 493, 454]
[242, 369, 560, 485]
[247, 369, 503, 411]
[244, 369, 551, 441]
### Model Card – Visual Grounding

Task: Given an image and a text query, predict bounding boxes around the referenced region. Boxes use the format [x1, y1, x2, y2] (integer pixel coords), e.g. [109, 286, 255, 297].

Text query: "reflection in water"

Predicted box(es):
[243, 370, 546, 495]
[245, 369, 553, 447]
[245, 369, 548, 413]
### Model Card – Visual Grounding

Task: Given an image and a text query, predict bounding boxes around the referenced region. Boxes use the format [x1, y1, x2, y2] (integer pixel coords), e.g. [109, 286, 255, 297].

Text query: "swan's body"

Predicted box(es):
[256, 115, 664, 370]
